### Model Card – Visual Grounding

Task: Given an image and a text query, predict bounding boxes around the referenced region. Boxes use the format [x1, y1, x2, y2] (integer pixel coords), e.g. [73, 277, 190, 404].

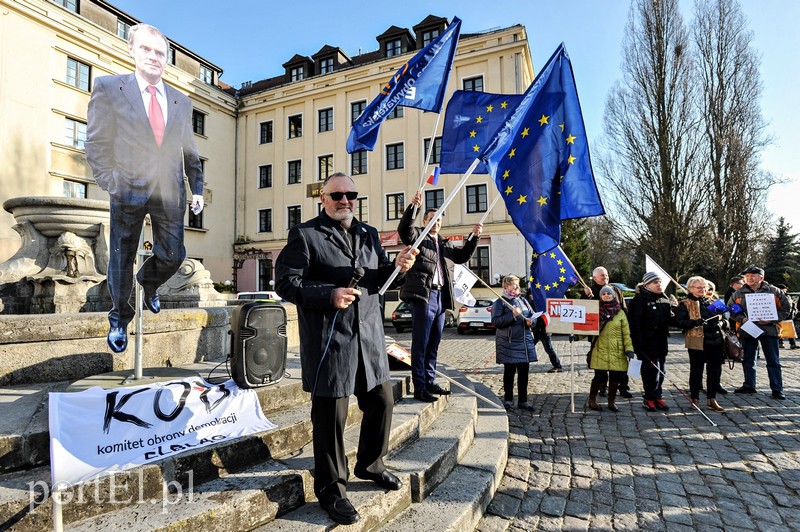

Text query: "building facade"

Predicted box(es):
[1, 2, 536, 293]
[0, 0, 237, 281]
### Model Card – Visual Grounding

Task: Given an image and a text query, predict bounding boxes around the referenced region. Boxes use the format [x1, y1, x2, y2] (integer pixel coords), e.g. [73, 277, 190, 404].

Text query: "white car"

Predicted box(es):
[456, 298, 496, 334]
[236, 291, 281, 302]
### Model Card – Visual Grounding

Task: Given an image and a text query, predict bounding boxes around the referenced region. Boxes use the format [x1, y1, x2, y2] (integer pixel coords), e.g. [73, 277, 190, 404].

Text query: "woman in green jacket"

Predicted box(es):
[588, 285, 635, 412]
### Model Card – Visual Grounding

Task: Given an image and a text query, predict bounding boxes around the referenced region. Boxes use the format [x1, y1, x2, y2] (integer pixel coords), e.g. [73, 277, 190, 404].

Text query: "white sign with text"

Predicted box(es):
[49, 378, 275, 487]
[745, 293, 778, 322]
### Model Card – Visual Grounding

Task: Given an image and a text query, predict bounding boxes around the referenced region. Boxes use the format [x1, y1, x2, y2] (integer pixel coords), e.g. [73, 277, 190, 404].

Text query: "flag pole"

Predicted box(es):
[416, 114, 443, 192]
[470, 271, 517, 312]
[466, 194, 501, 242]
[380, 157, 481, 295]
[556, 245, 591, 292]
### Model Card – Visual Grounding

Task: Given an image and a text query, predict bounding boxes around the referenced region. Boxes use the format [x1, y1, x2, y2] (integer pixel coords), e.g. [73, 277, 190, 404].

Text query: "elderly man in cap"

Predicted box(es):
[730, 266, 791, 399]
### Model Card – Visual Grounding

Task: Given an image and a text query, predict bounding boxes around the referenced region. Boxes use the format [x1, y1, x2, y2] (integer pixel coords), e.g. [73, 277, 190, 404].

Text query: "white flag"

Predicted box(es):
[452, 264, 478, 306]
[645, 254, 672, 290]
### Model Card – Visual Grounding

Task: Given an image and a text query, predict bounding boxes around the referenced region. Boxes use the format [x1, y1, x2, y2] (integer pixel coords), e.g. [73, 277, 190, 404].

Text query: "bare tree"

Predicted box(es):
[693, 0, 775, 286]
[600, 0, 708, 280]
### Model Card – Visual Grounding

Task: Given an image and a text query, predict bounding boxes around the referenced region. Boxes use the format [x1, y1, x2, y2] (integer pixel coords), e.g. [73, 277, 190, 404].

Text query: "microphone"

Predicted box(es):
[348, 266, 365, 288]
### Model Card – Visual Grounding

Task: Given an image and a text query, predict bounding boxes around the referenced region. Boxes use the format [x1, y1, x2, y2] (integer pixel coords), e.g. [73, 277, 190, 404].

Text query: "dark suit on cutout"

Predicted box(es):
[85, 73, 203, 329]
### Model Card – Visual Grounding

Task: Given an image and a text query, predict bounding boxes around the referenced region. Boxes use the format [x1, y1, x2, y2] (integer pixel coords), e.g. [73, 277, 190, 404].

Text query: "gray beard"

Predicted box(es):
[329, 208, 354, 228]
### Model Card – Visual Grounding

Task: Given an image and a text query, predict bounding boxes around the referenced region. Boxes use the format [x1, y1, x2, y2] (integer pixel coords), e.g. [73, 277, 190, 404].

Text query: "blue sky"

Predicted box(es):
[112, 0, 799, 231]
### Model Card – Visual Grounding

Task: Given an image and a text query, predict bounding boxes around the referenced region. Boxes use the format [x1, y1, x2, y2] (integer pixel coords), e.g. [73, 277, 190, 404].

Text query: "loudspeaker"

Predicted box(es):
[230, 302, 287, 388]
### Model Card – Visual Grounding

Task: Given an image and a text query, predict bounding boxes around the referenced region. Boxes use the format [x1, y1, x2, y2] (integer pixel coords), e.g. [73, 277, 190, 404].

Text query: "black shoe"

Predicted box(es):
[598, 388, 608, 397]
[107, 327, 128, 353]
[354, 469, 402, 490]
[772, 390, 786, 400]
[144, 291, 161, 313]
[547, 367, 563, 373]
[717, 386, 729, 395]
[734, 386, 757, 394]
[427, 383, 451, 395]
[619, 389, 633, 399]
[414, 390, 438, 402]
[320, 498, 360, 525]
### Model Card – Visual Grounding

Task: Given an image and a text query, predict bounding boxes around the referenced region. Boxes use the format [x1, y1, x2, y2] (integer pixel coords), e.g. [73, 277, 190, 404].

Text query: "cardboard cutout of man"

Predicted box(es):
[86, 23, 204, 353]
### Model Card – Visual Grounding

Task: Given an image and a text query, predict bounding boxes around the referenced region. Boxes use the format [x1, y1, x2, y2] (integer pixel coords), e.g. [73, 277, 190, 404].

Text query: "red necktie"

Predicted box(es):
[146, 85, 165, 146]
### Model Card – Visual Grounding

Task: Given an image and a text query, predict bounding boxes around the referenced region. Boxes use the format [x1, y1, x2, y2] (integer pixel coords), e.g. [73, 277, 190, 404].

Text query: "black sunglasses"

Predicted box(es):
[327, 191, 358, 201]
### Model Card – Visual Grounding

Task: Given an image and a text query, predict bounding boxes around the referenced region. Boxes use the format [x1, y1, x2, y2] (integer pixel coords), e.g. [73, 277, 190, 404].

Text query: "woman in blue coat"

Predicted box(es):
[492, 275, 538, 411]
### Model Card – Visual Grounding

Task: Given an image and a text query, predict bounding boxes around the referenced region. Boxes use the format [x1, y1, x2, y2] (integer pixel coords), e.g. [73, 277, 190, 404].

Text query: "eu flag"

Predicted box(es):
[347, 17, 461, 153]
[439, 91, 524, 174]
[481, 43, 604, 253]
[528, 246, 579, 312]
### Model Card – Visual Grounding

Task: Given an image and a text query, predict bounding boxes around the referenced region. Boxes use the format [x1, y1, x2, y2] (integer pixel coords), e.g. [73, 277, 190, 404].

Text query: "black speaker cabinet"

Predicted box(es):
[230, 302, 287, 388]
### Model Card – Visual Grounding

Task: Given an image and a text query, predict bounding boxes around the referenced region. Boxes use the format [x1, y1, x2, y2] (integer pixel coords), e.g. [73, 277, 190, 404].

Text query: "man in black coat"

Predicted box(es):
[398, 190, 482, 402]
[85, 23, 204, 353]
[275, 173, 417, 525]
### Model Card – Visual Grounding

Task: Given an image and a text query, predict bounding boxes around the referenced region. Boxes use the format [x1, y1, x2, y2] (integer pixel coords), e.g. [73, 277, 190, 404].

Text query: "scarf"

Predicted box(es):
[599, 299, 620, 332]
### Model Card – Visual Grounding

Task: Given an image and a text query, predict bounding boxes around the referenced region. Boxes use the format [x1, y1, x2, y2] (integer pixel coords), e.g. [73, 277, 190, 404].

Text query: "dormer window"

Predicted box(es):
[422, 29, 440, 47]
[386, 39, 402, 57]
[291, 66, 304, 81]
[319, 57, 334, 74]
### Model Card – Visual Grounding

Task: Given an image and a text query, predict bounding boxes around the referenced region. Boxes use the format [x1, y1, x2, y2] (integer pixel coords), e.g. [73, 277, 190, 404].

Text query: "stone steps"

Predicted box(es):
[0, 358, 510, 531]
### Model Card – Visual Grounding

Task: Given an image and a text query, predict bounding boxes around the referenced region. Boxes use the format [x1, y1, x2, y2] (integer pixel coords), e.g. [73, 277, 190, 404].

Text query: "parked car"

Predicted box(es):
[611, 282, 636, 295]
[456, 298, 496, 334]
[236, 291, 281, 302]
[390, 301, 456, 333]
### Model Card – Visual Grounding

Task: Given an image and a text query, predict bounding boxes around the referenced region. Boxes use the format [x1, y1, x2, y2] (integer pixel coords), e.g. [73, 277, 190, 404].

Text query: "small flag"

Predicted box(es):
[427, 167, 441, 186]
[644, 254, 672, 290]
[528, 245, 579, 312]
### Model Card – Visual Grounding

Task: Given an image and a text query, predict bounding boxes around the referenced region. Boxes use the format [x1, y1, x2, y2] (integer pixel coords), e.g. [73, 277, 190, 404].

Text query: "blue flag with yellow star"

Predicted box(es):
[528, 246, 579, 312]
[347, 17, 461, 153]
[481, 43, 604, 253]
[439, 91, 524, 174]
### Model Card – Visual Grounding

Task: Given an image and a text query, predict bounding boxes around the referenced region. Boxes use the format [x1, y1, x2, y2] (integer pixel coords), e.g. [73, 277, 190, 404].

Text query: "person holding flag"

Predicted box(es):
[492, 275, 537, 411]
[398, 190, 482, 402]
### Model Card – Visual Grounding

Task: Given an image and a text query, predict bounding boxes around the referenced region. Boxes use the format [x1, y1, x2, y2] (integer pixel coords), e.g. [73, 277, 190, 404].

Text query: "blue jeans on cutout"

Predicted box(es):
[741, 335, 782, 392]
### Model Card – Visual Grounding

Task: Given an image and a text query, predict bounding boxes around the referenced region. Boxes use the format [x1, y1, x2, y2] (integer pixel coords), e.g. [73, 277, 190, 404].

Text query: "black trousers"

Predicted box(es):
[641, 355, 666, 400]
[503, 362, 529, 402]
[688, 348, 723, 400]
[592, 369, 626, 385]
[310, 379, 393, 504]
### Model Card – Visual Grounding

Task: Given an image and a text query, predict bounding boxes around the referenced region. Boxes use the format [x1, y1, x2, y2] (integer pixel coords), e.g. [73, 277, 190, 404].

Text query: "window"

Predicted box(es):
[356, 197, 368, 223]
[199, 65, 213, 84]
[422, 29, 440, 47]
[116, 20, 130, 40]
[192, 110, 205, 135]
[425, 189, 444, 212]
[63, 180, 86, 199]
[466, 184, 488, 213]
[386, 143, 404, 170]
[258, 259, 272, 291]
[259, 121, 273, 144]
[66, 58, 90, 91]
[258, 209, 272, 232]
[388, 106, 403, 119]
[258, 165, 272, 189]
[351, 100, 366, 124]
[287, 206, 302, 229]
[290, 66, 304, 81]
[318, 108, 333, 133]
[423, 136, 442, 165]
[64, 117, 86, 149]
[288, 114, 302, 138]
[168, 47, 175, 65]
[188, 208, 203, 229]
[386, 193, 405, 221]
[470, 246, 490, 285]
[386, 39, 402, 57]
[351, 151, 367, 176]
[320, 57, 334, 74]
[54, 0, 77, 12]
[288, 160, 302, 184]
[318, 155, 333, 181]
[463, 76, 484, 92]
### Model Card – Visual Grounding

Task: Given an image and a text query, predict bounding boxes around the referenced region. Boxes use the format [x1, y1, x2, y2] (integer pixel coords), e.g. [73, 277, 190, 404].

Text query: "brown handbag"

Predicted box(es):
[723, 329, 744, 367]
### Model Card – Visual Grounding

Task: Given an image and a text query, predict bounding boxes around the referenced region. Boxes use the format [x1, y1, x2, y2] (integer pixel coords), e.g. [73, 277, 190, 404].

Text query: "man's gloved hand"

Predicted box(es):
[625, 351, 635, 360]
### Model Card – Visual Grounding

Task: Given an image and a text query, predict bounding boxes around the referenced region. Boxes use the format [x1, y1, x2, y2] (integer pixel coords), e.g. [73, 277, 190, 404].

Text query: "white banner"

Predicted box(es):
[452, 263, 478, 306]
[49, 378, 275, 487]
[744, 293, 779, 322]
